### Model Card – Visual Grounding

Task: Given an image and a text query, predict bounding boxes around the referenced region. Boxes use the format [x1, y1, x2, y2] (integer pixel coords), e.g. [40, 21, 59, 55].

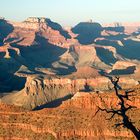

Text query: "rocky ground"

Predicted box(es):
[0, 85, 140, 139]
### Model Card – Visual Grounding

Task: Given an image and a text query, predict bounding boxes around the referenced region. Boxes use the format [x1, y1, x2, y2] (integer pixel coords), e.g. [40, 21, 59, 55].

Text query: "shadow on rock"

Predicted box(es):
[0, 19, 14, 45]
[46, 18, 71, 39]
[34, 94, 73, 110]
[72, 22, 103, 45]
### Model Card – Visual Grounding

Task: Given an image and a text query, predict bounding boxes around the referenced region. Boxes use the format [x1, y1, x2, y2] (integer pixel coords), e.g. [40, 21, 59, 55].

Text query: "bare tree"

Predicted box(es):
[96, 76, 140, 139]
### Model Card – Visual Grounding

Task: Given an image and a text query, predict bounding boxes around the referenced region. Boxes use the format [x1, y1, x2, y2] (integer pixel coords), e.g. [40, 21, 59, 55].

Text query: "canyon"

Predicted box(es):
[0, 17, 140, 139]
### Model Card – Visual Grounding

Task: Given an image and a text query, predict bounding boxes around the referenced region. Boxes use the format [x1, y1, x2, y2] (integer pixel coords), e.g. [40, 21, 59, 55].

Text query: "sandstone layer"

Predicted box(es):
[0, 85, 140, 139]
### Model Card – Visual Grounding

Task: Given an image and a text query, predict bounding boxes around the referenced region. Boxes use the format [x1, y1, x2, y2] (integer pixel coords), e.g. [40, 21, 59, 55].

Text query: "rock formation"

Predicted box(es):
[1, 76, 139, 109]
[0, 17, 140, 139]
[0, 85, 140, 139]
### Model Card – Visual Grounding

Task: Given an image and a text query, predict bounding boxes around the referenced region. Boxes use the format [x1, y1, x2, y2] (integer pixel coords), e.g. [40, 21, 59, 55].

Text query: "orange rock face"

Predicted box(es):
[7, 20, 68, 47]
[0, 85, 140, 139]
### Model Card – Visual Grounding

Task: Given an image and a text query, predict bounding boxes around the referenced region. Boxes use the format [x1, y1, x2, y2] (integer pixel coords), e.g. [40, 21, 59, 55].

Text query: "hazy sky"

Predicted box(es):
[0, 0, 140, 26]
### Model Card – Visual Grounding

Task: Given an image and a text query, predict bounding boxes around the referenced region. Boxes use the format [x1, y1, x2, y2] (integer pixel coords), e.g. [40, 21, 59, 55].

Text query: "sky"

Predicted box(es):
[0, 0, 140, 26]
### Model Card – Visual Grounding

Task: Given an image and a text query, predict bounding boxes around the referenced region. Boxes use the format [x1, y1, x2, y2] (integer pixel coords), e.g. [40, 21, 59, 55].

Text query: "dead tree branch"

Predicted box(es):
[97, 76, 140, 139]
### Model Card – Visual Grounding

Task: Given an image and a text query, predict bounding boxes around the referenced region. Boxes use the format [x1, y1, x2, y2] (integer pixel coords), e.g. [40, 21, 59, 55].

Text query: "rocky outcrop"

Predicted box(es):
[9, 17, 47, 31]
[4, 17, 71, 48]
[24, 17, 46, 23]
[62, 88, 140, 109]
[0, 43, 21, 58]
[72, 21, 103, 44]
[112, 61, 136, 70]
[1, 76, 139, 110]
[110, 61, 139, 75]
[0, 85, 140, 139]
[1, 77, 75, 109]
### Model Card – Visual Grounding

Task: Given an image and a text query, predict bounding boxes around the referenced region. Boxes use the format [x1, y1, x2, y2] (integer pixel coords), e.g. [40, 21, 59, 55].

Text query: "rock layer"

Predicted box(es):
[1, 76, 139, 109]
[0, 85, 140, 139]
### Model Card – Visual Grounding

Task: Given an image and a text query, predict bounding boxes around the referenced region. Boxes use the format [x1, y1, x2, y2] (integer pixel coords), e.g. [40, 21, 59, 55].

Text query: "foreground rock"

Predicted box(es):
[0, 85, 140, 139]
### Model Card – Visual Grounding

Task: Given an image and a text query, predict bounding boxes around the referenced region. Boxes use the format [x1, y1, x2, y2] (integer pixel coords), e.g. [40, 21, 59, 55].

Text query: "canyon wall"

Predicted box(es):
[1, 76, 139, 110]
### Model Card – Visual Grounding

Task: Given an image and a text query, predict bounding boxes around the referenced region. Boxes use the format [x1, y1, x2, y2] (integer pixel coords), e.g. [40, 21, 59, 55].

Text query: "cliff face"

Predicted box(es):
[6, 17, 70, 47]
[1, 76, 139, 110]
[1, 77, 73, 109]
[0, 19, 14, 44]
[10, 18, 47, 31]
[1, 17, 140, 85]
[57, 86, 140, 139]
[0, 85, 140, 140]
[62, 89, 140, 109]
